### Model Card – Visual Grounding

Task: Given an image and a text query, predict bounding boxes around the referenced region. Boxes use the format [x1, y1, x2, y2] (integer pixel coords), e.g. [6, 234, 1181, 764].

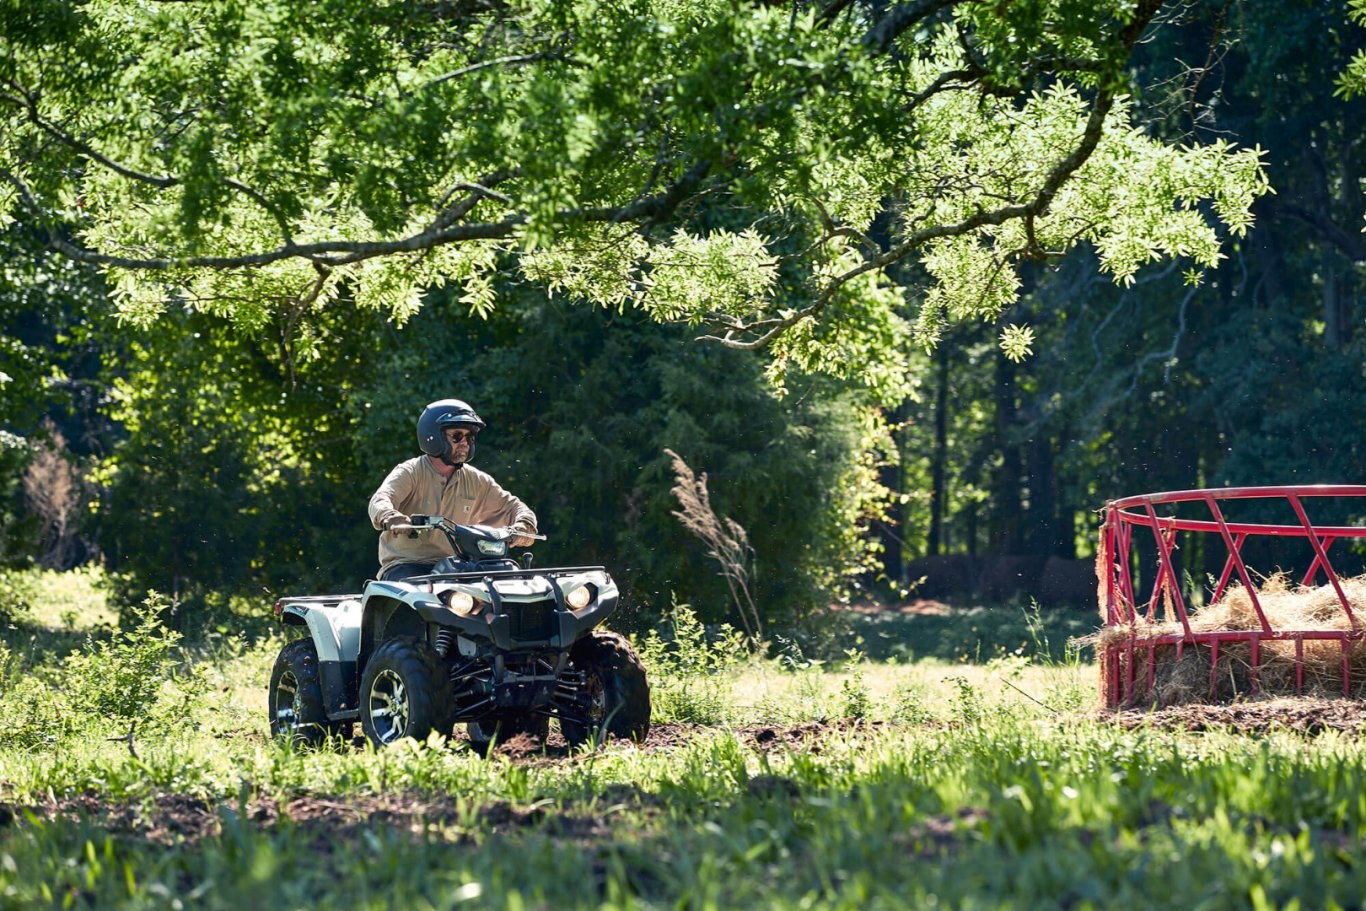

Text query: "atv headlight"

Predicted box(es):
[477, 539, 508, 557]
[564, 584, 594, 612]
[447, 590, 483, 616]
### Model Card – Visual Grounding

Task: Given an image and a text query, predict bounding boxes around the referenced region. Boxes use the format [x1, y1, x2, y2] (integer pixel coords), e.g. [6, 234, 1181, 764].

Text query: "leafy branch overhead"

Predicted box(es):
[1, 0, 1266, 381]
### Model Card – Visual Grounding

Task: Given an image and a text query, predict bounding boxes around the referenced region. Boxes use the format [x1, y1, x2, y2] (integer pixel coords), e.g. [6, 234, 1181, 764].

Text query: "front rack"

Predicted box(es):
[403, 565, 608, 584]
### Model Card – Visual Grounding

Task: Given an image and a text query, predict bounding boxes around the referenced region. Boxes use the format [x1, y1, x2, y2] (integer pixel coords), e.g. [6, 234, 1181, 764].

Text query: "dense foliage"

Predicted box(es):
[888, 0, 1366, 581]
[49, 273, 882, 625]
[0, 0, 1360, 620]
[2, 0, 1264, 382]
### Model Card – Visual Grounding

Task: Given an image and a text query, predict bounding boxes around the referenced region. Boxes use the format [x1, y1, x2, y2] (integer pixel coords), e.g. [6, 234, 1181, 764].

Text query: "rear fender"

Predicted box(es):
[278, 598, 363, 719]
[278, 599, 363, 663]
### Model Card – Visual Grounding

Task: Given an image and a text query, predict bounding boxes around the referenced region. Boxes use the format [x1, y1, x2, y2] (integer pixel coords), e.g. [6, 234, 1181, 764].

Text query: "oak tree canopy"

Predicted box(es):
[2, 0, 1268, 392]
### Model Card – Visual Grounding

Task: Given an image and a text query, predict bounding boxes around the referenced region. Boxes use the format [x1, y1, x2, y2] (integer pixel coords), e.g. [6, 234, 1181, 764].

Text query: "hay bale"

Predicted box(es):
[1094, 574, 1366, 708]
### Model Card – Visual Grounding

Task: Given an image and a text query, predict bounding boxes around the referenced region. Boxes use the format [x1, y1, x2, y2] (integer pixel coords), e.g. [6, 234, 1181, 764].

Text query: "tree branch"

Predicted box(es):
[863, 0, 963, 53]
[1, 83, 299, 243]
[700, 87, 1117, 350]
[0, 155, 717, 272]
[424, 52, 581, 89]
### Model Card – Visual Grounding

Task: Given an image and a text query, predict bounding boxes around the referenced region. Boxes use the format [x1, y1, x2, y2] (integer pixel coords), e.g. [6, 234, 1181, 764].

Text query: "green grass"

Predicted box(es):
[3, 570, 1366, 909]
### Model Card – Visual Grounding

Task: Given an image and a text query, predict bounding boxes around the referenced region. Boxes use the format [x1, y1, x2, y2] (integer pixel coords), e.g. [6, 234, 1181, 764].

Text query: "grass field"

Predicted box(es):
[3, 571, 1366, 909]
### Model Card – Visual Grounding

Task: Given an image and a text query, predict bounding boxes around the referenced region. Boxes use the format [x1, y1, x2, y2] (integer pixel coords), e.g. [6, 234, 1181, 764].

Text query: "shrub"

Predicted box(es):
[635, 600, 750, 724]
[838, 649, 871, 719]
[889, 680, 935, 725]
[0, 567, 36, 624]
[0, 591, 204, 748]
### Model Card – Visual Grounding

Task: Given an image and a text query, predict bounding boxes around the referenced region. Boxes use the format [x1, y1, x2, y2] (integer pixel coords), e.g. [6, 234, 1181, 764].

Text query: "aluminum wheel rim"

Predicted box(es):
[584, 673, 607, 725]
[368, 668, 410, 743]
[274, 669, 301, 732]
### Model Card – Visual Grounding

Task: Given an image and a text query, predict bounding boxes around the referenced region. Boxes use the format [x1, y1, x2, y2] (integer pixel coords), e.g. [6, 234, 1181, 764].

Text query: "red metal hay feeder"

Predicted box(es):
[1100, 485, 1366, 709]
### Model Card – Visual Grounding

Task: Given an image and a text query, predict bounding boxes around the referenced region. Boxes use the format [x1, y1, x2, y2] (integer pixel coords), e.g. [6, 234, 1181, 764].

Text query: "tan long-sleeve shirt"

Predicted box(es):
[368, 456, 538, 572]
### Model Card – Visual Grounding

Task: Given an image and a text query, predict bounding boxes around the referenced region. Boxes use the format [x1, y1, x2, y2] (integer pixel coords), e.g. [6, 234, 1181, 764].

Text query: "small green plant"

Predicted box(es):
[636, 599, 749, 724]
[64, 591, 199, 721]
[0, 590, 204, 748]
[0, 567, 37, 624]
[792, 668, 831, 720]
[838, 648, 871, 719]
[985, 650, 1030, 681]
[889, 680, 935, 725]
[948, 675, 984, 725]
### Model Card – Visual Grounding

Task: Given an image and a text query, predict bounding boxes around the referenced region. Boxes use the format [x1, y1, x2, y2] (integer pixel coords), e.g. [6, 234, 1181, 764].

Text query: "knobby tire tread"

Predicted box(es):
[269, 638, 332, 746]
[563, 630, 652, 746]
[360, 636, 452, 747]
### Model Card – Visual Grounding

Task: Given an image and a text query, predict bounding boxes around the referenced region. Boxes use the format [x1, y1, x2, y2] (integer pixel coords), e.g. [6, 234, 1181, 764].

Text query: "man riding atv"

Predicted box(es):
[369, 399, 539, 582]
[269, 396, 650, 751]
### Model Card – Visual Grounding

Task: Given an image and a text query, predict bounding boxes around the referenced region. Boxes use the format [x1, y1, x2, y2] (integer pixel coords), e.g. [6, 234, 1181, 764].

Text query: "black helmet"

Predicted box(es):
[417, 399, 486, 459]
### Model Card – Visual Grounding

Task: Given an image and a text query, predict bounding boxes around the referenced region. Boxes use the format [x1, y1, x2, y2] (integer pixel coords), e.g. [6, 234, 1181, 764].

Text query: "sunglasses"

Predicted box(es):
[444, 429, 478, 443]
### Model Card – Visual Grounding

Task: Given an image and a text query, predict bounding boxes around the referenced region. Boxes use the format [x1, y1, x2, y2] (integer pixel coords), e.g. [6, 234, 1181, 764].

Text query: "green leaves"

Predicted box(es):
[1, 0, 1271, 380]
[1337, 0, 1366, 98]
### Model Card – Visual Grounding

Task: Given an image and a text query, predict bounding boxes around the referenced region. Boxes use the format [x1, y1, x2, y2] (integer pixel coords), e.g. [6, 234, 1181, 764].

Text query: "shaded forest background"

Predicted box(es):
[2, 0, 1363, 632]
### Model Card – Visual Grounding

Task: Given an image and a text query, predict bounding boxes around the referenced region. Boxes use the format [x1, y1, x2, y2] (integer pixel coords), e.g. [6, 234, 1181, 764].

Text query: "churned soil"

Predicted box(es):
[0, 720, 871, 847]
[1107, 697, 1366, 735]
[463, 718, 877, 761]
[0, 787, 676, 849]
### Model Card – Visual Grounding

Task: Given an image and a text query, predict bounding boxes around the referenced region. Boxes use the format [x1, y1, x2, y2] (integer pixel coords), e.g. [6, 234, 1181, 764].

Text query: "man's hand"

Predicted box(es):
[502, 527, 536, 547]
[384, 514, 412, 533]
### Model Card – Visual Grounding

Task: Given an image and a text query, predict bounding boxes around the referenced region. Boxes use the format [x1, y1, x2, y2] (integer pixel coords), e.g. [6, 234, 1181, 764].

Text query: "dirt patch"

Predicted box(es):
[0, 720, 878, 849]
[0, 787, 667, 849]
[0, 793, 222, 845]
[380, 719, 871, 762]
[846, 599, 952, 616]
[736, 719, 886, 753]
[1107, 697, 1366, 735]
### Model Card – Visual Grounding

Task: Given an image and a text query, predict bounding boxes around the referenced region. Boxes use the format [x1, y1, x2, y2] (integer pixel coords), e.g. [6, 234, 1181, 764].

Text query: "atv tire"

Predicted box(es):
[360, 636, 452, 747]
[561, 631, 651, 747]
[269, 639, 348, 746]
[466, 713, 550, 754]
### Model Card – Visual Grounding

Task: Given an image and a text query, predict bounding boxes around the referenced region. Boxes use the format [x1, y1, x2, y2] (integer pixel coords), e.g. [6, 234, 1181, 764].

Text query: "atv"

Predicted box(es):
[267, 515, 651, 751]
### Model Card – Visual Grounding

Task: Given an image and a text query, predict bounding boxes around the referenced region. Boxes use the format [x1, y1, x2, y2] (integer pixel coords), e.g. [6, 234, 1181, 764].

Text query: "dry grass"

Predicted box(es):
[1091, 573, 1366, 708]
[664, 448, 762, 642]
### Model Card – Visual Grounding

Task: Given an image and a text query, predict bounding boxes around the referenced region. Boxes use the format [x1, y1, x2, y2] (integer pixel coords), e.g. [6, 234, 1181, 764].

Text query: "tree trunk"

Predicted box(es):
[1025, 430, 1056, 556]
[991, 350, 1023, 554]
[928, 345, 950, 556]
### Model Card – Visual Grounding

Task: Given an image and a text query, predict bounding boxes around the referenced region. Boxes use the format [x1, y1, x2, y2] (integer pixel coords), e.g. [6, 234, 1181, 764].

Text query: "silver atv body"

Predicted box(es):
[269, 517, 649, 748]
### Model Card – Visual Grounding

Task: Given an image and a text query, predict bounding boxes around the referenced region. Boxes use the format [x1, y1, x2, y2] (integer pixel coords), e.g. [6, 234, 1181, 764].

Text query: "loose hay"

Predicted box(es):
[1087, 574, 1366, 708]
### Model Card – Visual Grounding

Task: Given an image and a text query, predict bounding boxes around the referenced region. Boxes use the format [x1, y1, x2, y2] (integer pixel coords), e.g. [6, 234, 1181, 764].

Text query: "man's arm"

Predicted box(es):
[468, 471, 538, 544]
[368, 461, 415, 531]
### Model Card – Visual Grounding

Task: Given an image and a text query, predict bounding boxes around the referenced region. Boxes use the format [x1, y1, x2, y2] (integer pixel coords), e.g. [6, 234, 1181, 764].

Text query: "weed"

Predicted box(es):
[0, 591, 204, 748]
[636, 599, 749, 724]
[839, 648, 871, 719]
[792, 667, 832, 720]
[948, 675, 985, 725]
[889, 679, 936, 725]
[665, 449, 762, 642]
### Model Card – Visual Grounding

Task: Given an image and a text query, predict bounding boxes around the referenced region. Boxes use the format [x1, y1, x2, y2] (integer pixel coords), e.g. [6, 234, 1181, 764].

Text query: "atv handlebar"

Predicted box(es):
[389, 516, 546, 543]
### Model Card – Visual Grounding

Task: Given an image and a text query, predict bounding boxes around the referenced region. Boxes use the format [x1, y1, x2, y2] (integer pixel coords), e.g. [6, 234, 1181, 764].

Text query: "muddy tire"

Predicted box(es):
[466, 713, 550, 754]
[360, 636, 451, 747]
[269, 639, 346, 746]
[562, 631, 651, 747]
